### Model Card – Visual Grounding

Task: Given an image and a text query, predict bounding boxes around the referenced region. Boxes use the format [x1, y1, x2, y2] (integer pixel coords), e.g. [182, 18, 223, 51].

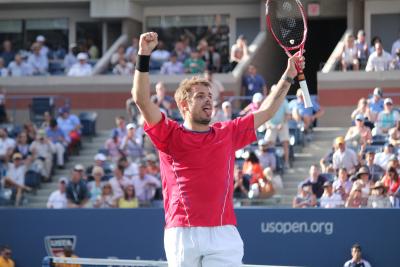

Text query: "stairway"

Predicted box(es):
[25, 130, 110, 208]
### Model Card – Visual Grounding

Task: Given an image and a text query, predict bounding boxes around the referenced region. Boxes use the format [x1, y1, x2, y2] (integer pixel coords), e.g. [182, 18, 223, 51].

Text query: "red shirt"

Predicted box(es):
[144, 113, 256, 228]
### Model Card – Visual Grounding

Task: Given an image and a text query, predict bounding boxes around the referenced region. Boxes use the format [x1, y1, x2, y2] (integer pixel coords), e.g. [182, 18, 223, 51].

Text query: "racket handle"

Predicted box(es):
[297, 73, 313, 108]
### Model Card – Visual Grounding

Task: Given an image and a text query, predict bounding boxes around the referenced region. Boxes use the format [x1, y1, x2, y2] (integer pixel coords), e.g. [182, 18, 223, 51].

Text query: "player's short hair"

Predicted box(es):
[174, 77, 210, 114]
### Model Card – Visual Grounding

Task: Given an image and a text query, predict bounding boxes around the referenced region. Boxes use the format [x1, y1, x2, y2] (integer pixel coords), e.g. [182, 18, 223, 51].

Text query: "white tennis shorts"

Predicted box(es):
[164, 225, 244, 267]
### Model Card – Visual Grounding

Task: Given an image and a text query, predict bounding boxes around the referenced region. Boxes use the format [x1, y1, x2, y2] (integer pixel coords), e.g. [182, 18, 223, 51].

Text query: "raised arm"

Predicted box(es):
[131, 32, 162, 126]
[253, 54, 303, 129]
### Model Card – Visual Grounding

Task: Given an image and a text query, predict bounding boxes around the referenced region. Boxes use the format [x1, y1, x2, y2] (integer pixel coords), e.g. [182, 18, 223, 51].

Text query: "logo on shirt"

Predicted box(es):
[44, 235, 77, 256]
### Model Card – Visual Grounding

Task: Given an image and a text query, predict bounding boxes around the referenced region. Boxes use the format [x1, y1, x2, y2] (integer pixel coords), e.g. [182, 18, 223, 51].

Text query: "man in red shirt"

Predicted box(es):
[132, 32, 303, 266]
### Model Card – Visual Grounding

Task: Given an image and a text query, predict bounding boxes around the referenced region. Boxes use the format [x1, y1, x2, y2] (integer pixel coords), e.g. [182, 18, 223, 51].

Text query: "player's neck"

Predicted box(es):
[183, 120, 210, 132]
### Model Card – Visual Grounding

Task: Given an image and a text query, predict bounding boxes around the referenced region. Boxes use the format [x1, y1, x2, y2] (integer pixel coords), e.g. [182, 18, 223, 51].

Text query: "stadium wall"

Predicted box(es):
[1, 208, 399, 267]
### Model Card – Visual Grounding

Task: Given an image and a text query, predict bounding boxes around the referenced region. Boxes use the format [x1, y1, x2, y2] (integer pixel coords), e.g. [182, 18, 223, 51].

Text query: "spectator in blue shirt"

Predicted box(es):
[292, 89, 324, 131]
[27, 42, 48, 75]
[8, 54, 32, 77]
[368, 87, 384, 122]
[241, 65, 267, 103]
[46, 119, 67, 168]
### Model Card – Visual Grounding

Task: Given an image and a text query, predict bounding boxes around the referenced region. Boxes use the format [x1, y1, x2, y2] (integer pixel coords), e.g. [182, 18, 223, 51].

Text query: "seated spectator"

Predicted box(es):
[111, 45, 126, 66]
[230, 35, 248, 70]
[118, 184, 139, 208]
[104, 130, 121, 163]
[292, 181, 317, 208]
[0, 88, 8, 123]
[242, 151, 264, 184]
[0, 128, 16, 163]
[113, 116, 127, 139]
[367, 87, 384, 122]
[389, 120, 400, 148]
[332, 167, 353, 201]
[23, 122, 37, 144]
[67, 53, 92, 76]
[46, 119, 67, 169]
[150, 41, 170, 71]
[204, 69, 224, 101]
[29, 129, 54, 181]
[233, 166, 249, 198]
[66, 164, 90, 208]
[36, 35, 49, 58]
[388, 155, 400, 173]
[390, 47, 400, 70]
[241, 65, 267, 103]
[364, 151, 384, 182]
[88, 166, 105, 206]
[87, 38, 99, 60]
[184, 50, 206, 74]
[13, 132, 30, 159]
[345, 187, 362, 208]
[366, 41, 392, 72]
[173, 41, 189, 63]
[0, 57, 8, 77]
[153, 82, 174, 117]
[0, 40, 15, 67]
[46, 177, 68, 209]
[367, 181, 391, 208]
[374, 143, 395, 170]
[144, 153, 160, 177]
[2, 153, 32, 206]
[373, 98, 399, 136]
[255, 139, 277, 171]
[57, 107, 81, 153]
[112, 56, 134, 75]
[109, 164, 131, 200]
[40, 111, 52, 129]
[344, 114, 372, 151]
[381, 166, 400, 197]
[343, 244, 372, 267]
[131, 161, 161, 204]
[320, 145, 335, 173]
[93, 183, 116, 208]
[160, 52, 184, 75]
[391, 28, 400, 57]
[340, 33, 359, 71]
[125, 37, 139, 61]
[8, 54, 32, 77]
[291, 89, 324, 132]
[117, 156, 139, 180]
[120, 123, 143, 162]
[86, 153, 109, 180]
[354, 30, 369, 69]
[64, 43, 78, 74]
[204, 45, 221, 73]
[27, 42, 48, 75]
[299, 165, 327, 199]
[332, 136, 359, 174]
[351, 98, 374, 124]
[239, 92, 264, 116]
[320, 181, 344, 208]
[251, 167, 276, 199]
[352, 166, 373, 206]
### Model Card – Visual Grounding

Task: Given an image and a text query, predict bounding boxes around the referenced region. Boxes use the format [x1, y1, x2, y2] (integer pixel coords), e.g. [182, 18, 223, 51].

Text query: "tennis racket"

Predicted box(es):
[265, 0, 313, 108]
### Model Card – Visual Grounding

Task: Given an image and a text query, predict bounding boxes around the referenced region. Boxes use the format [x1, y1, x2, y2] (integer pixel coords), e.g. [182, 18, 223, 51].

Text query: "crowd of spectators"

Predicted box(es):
[294, 86, 400, 208]
[339, 29, 400, 71]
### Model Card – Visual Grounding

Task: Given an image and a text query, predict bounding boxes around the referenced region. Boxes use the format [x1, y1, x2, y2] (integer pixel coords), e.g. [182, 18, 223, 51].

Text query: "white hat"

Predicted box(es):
[77, 52, 88, 60]
[94, 153, 107, 161]
[221, 101, 231, 109]
[384, 98, 393, 105]
[252, 93, 263, 103]
[59, 177, 68, 184]
[74, 164, 85, 171]
[36, 35, 45, 42]
[126, 123, 136, 130]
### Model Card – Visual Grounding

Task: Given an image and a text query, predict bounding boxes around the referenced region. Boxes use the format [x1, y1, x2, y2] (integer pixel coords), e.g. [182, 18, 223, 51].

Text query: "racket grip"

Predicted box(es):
[297, 73, 313, 108]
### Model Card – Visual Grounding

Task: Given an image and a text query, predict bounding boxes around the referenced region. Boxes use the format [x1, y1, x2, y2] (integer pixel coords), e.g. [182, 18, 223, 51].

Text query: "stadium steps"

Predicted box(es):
[24, 130, 111, 208]
[278, 127, 347, 207]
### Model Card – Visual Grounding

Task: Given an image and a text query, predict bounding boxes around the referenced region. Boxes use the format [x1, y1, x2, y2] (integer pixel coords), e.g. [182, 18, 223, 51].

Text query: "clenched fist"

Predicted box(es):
[138, 32, 158, 56]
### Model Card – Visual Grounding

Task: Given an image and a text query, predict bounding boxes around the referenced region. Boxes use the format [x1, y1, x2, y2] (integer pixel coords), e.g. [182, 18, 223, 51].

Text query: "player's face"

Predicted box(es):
[187, 85, 213, 125]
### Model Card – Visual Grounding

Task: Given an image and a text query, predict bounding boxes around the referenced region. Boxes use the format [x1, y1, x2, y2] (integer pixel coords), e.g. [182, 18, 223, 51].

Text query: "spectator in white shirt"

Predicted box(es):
[113, 56, 134, 75]
[332, 136, 358, 174]
[131, 161, 161, 204]
[36, 35, 49, 58]
[366, 42, 393, 72]
[64, 43, 78, 73]
[8, 54, 32, 77]
[374, 143, 395, 170]
[391, 29, 400, 57]
[160, 52, 184, 74]
[28, 42, 48, 75]
[150, 41, 170, 70]
[0, 128, 15, 162]
[47, 177, 68, 209]
[0, 57, 8, 77]
[67, 53, 92, 76]
[109, 165, 132, 200]
[320, 181, 344, 208]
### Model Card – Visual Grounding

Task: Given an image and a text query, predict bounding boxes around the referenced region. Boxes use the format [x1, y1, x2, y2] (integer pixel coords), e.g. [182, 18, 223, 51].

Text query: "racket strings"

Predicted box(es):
[267, 0, 305, 49]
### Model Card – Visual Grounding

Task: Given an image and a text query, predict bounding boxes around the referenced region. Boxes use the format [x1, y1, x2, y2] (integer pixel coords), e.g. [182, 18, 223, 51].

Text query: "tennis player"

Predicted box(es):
[132, 32, 303, 267]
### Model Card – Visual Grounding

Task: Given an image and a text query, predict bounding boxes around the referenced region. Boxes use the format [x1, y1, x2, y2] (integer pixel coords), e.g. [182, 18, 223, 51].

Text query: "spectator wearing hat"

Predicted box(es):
[368, 87, 384, 121]
[66, 164, 89, 208]
[64, 43, 78, 73]
[255, 139, 276, 171]
[374, 143, 395, 170]
[320, 181, 344, 208]
[2, 153, 31, 206]
[239, 92, 264, 116]
[332, 136, 359, 174]
[67, 52, 92, 76]
[86, 153, 109, 180]
[343, 243, 372, 267]
[131, 161, 161, 204]
[87, 166, 105, 206]
[367, 181, 391, 208]
[345, 114, 372, 151]
[104, 129, 121, 163]
[47, 177, 68, 209]
[351, 98, 374, 125]
[27, 42, 48, 75]
[388, 120, 400, 148]
[292, 181, 317, 208]
[120, 123, 143, 162]
[57, 107, 81, 153]
[35, 35, 49, 58]
[366, 41, 393, 72]
[333, 168, 353, 201]
[353, 166, 373, 206]
[7, 53, 32, 77]
[29, 129, 54, 181]
[364, 151, 384, 182]
[160, 52, 184, 75]
[299, 165, 327, 199]
[373, 98, 399, 136]
[292, 88, 325, 133]
[46, 119, 67, 169]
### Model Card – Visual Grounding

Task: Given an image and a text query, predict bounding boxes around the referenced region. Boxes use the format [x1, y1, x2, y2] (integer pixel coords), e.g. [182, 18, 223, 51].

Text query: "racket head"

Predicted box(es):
[265, 0, 308, 53]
